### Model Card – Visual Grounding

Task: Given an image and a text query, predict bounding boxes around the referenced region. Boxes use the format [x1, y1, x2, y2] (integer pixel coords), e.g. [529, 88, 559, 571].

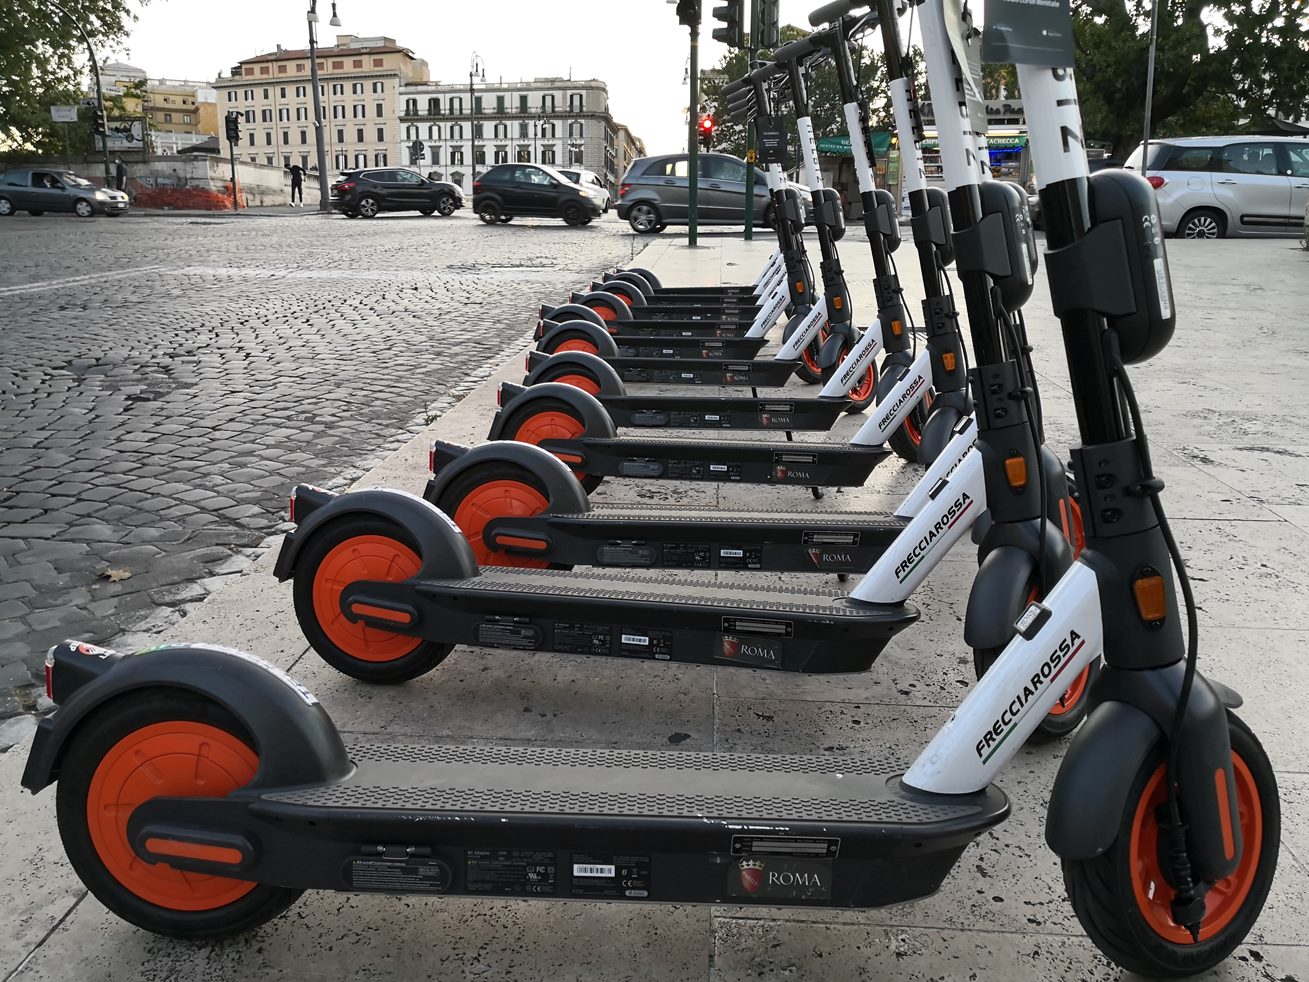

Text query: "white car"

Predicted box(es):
[557, 167, 610, 212]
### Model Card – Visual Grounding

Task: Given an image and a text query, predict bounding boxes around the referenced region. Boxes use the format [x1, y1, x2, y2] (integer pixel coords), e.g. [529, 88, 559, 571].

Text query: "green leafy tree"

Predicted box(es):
[1072, 0, 1309, 158]
[0, 0, 142, 156]
[699, 24, 911, 161]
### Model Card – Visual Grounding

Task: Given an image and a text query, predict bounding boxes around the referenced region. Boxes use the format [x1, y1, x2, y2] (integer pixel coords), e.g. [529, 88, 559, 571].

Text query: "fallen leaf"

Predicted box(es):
[99, 568, 132, 582]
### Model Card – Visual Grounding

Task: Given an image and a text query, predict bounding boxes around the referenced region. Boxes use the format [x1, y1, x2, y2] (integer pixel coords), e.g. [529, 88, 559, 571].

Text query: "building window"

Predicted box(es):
[355, 152, 367, 167]
[405, 98, 418, 115]
[331, 83, 344, 96]
[541, 122, 555, 139]
[428, 97, 440, 115]
[163, 113, 172, 123]
[352, 82, 364, 94]
[332, 60, 345, 70]
[428, 124, 440, 139]
[518, 122, 528, 139]
[353, 104, 366, 119]
[375, 102, 384, 117]
[541, 145, 555, 164]
[353, 59, 364, 69]
[450, 147, 464, 165]
[335, 152, 348, 168]
[430, 146, 440, 164]
[226, 91, 237, 102]
[265, 131, 272, 145]
[245, 109, 255, 123]
[519, 94, 528, 112]
[373, 81, 384, 93]
[356, 127, 365, 143]
[569, 93, 583, 112]
[406, 124, 418, 140]
[516, 146, 530, 163]
[301, 153, 310, 169]
[474, 95, 483, 113]
[372, 58, 384, 67]
[282, 130, 289, 144]
[336, 128, 345, 143]
[262, 87, 269, 98]
[377, 126, 385, 142]
[493, 147, 507, 164]
[260, 66, 270, 76]
[300, 130, 308, 144]
[297, 63, 305, 73]
[278, 64, 287, 74]
[541, 94, 555, 111]
[450, 123, 463, 139]
[296, 106, 308, 121]
[244, 89, 254, 100]
[261, 109, 272, 122]
[295, 85, 306, 97]
[266, 154, 274, 164]
[569, 144, 583, 165]
[283, 154, 291, 166]
[474, 147, 485, 165]
[496, 95, 505, 113]
[279, 86, 286, 97]
[332, 105, 344, 119]
[183, 114, 191, 124]
[374, 151, 386, 165]
[247, 132, 255, 147]
[243, 67, 254, 77]
[493, 122, 507, 139]
[278, 108, 290, 122]
[473, 122, 483, 138]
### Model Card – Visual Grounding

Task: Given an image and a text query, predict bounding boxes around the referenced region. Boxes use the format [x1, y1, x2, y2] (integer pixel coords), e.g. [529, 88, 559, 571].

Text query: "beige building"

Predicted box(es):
[397, 77, 645, 195]
[214, 35, 429, 174]
[614, 122, 647, 183]
[99, 63, 220, 154]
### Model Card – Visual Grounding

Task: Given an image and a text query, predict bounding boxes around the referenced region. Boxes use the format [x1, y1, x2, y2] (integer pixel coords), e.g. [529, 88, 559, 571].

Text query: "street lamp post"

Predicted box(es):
[307, 0, 341, 213]
[469, 52, 486, 184]
[46, 0, 112, 188]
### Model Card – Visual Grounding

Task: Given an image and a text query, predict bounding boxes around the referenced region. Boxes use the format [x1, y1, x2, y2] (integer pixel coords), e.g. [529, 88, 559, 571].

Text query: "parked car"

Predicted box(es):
[557, 167, 611, 212]
[0, 168, 129, 218]
[616, 152, 812, 234]
[472, 163, 603, 227]
[330, 168, 464, 218]
[1124, 135, 1309, 238]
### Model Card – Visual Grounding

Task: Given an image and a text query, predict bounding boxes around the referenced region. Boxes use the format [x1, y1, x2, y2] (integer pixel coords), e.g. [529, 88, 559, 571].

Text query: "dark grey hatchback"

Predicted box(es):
[331, 168, 464, 218]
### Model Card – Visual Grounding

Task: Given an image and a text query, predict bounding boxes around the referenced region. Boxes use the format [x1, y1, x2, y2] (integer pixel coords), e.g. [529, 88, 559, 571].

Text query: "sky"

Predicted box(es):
[113, 0, 847, 154]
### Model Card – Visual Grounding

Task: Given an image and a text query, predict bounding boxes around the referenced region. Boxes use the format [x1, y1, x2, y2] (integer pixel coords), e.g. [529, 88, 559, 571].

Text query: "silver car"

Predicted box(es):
[0, 168, 130, 218]
[616, 152, 811, 234]
[1124, 135, 1309, 238]
[557, 167, 610, 213]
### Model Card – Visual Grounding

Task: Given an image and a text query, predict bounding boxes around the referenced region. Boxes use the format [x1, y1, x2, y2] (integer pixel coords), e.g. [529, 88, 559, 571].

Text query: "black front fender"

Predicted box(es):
[538, 320, 620, 357]
[488, 382, 618, 441]
[22, 644, 350, 794]
[523, 350, 626, 397]
[424, 440, 589, 515]
[964, 545, 1037, 651]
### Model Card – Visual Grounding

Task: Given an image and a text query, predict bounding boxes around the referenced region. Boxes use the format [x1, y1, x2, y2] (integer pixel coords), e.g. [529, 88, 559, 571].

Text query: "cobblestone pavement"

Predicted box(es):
[0, 210, 637, 716]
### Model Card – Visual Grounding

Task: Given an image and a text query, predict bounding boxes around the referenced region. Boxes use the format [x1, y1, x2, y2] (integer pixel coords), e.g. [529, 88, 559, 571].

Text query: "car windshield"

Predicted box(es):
[1123, 143, 1171, 171]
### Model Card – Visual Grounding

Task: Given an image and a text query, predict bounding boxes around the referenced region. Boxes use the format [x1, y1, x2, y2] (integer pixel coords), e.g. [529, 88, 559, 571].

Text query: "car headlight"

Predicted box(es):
[95, 189, 110, 198]
[578, 189, 593, 198]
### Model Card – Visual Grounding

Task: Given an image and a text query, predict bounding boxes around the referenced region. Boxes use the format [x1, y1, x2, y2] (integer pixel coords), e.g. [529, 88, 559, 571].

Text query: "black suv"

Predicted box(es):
[331, 169, 464, 218]
[473, 163, 603, 227]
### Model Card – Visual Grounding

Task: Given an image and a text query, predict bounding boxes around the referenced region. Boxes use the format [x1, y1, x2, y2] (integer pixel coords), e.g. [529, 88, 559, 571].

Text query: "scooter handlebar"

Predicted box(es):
[808, 0, 869, 27]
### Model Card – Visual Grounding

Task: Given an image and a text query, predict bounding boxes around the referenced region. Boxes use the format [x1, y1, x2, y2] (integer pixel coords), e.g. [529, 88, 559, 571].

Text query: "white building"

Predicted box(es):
[397, 77, 643, 194]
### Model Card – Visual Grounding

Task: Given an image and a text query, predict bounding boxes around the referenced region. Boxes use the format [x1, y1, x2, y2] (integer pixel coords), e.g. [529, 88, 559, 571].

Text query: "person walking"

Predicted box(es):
[288, 163, 305, 207]
[114, 157, 127, 193]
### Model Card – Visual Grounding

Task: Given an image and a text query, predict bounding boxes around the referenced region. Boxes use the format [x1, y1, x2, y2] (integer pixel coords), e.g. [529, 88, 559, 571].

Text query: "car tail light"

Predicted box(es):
[1146, 175, 1166, 190]
[288, 491, 297, 524]
[472, 181, 481, 193]
[429, 446, 436, 472]
[618, 183, 632, 198]
[333, 181, 355, 193]
[44, 647, 55, 700]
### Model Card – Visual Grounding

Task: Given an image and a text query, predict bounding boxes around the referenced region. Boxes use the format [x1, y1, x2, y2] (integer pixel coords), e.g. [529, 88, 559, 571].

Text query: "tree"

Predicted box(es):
[0, 0, 142, 156]
[698, 24, 907, 161]
[1072, 0, 1309, 158]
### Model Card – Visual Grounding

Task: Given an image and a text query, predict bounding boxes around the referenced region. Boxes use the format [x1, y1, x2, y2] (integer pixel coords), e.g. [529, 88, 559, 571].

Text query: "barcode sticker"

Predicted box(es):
[1153, 258, 1172, 320]
[573, 864, 615, 878]
[620, 634, 649, 646]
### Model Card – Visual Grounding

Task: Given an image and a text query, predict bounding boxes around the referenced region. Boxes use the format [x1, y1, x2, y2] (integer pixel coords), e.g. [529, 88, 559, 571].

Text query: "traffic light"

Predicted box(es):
[712, 0, 744, 48]
[758, 0, 781, 48]
[698, 114, 716, 151]
[92, 109, 107, 135]
[224, 112, 241, 143]
[675, 0, 700, 28]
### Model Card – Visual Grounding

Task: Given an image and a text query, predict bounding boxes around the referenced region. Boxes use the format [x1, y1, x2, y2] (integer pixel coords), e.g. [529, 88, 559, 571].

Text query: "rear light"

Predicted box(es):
[44, 647, 55, 700]
[496, 384, 504, 407]
[472, 181, 482, 193]
[618, 183, 632, 198]
[1146, 175, 1166, 190]
[288, 491, 297, 524]
[429, 446, 436, 472]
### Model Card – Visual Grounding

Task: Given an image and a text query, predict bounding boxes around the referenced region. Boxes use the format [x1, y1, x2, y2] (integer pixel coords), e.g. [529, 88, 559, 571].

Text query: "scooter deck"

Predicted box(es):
[479, 504, 908, 573]
[538, 435, 889, 487]
[138, 744, 1007, 907]
[605, 336, 769, 359]
[340, 566, 917, 673]
[615, 358, 799, 387]
[595, 394, 849, 431]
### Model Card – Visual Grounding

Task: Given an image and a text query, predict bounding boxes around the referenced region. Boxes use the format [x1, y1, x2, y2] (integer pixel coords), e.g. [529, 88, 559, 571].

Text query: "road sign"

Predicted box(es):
[50, 105, 78, 122]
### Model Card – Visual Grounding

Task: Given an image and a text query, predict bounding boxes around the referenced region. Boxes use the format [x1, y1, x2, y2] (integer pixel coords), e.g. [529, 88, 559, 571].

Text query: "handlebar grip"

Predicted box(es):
[808, 0, 869, 27]
[773, 35, 819, 64]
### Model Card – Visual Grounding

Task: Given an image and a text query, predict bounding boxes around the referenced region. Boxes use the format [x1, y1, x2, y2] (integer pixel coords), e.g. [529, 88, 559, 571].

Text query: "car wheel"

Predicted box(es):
[0, 196, 12, 217]
[628, 203, 661, 234]
[497, 215, 512, 223]
[654, 223, 667, 233]
[478, 202, 500, 224]
[1179, 207, 1225, 239]
[419, 206, 435, 216]
[356, 196, 381, 218]
[74, 199, 95, 218]
[563, 204, 587, 227]
[28, 210, 45, 216]
[436, 194, 457, 216]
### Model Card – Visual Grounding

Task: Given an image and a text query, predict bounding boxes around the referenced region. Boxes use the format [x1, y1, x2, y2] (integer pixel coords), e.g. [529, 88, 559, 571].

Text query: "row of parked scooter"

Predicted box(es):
[22, 0, 1278, 976]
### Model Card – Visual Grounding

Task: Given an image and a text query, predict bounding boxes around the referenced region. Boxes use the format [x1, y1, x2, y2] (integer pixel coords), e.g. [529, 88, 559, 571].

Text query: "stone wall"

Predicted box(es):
[61, 155, 322, 210]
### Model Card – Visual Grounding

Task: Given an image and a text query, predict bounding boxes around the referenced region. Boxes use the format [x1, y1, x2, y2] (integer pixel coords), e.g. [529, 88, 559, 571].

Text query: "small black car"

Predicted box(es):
[331, 168, 464, 218]
[473, 163, 603, 227]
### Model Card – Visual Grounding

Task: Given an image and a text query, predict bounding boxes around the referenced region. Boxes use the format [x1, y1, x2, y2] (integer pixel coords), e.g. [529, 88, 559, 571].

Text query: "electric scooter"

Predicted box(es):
[25, 7, 1271, 975]
[23, 5, 1277, 968]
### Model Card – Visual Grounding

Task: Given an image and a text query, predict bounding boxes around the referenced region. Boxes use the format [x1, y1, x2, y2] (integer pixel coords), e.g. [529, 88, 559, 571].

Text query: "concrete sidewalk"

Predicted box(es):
[2, 231, 1307, 981]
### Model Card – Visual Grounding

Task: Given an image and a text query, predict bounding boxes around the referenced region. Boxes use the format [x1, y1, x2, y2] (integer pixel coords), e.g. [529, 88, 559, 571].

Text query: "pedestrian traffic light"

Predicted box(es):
[698, 114, 716, 150]
[712, 0, 744, 48]
[758, 0, 781, 48]
[224, 113, 241, 143]
[92, 110, 107, 135]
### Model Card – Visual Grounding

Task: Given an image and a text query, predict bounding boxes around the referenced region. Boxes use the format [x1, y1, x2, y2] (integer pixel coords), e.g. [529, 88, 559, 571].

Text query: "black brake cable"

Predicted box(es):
[886, 248, 919, 360]
[1105, 327, 1206, 942]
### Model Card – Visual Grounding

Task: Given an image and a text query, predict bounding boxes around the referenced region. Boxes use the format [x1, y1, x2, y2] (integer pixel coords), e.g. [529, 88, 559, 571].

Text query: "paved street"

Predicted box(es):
[0, 210, 634, 716]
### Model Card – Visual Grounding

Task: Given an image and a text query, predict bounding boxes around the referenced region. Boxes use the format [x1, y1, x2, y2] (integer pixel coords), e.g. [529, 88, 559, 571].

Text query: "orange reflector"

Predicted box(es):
[832, 296, 843, 310]
[144, 838, 244, 866]
[942, 352, 957, 372]
[795, 280, 805, 293]
[890, 319, 903, 336]
[497, 535, 549, 552]
[554, 453, 584, 464]
[349, 603, 415, 625]
[1003, 456, 1028, 489]
[1132, 573, 1167, 622]
[288, 493, 297, 524]
[1215, 768, 1236, 861]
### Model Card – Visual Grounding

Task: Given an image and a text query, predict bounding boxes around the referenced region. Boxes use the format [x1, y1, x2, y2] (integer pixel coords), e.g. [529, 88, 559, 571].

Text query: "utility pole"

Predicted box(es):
[46, 0, 112, 188]
[307, 0, 342, 213]
[470, 52, 485, 185]
[742, 0, 760, 241]
[678, 0, 702, 247]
